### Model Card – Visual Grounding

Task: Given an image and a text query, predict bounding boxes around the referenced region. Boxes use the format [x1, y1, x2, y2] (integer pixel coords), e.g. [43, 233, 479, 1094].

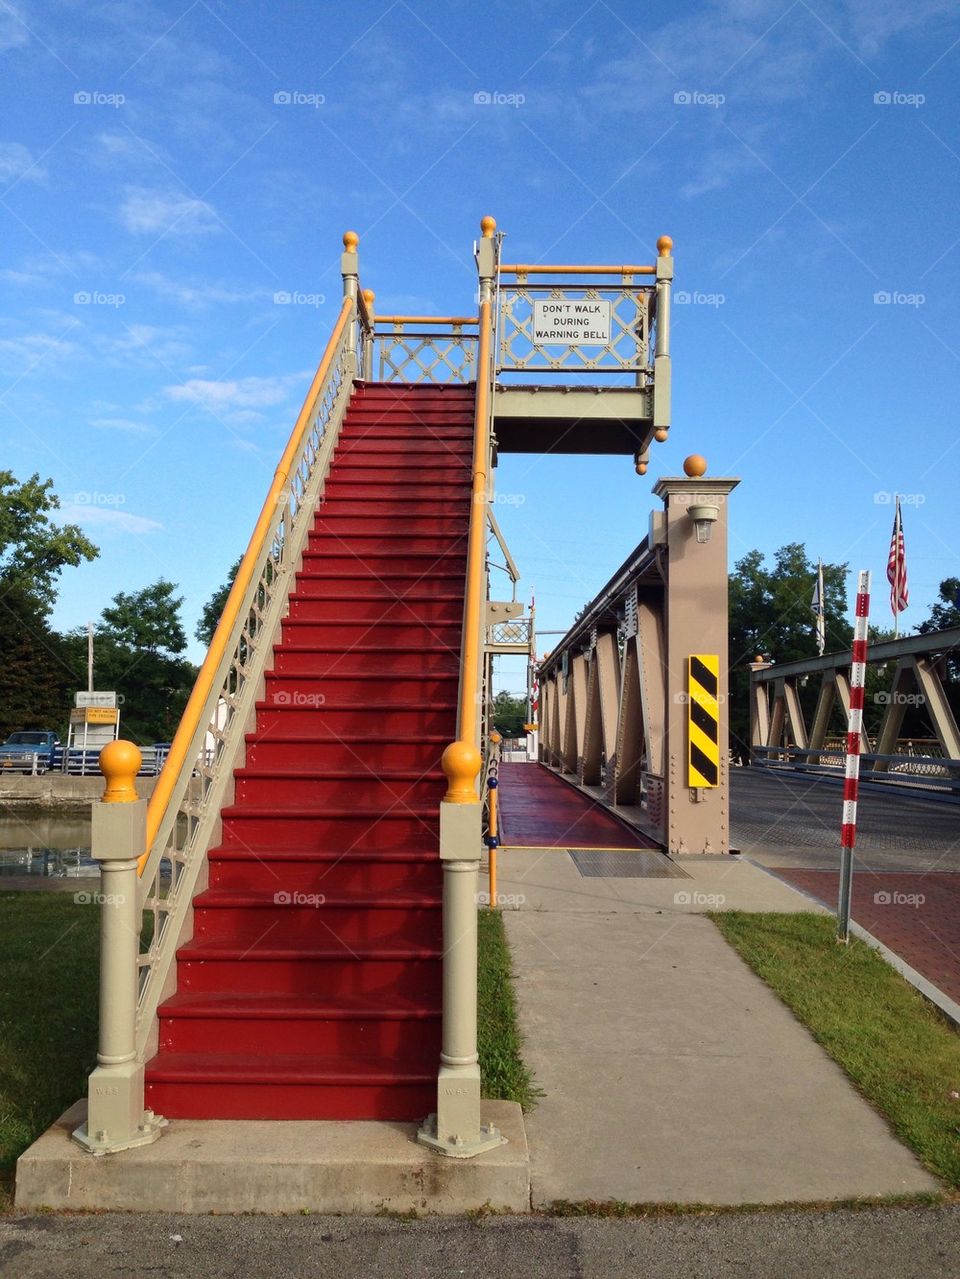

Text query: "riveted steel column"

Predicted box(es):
[73, 742, 166, 1155]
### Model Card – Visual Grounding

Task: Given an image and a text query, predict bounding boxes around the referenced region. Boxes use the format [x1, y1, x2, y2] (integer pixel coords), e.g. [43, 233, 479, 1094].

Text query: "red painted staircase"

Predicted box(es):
[144, 382, 475, 1120]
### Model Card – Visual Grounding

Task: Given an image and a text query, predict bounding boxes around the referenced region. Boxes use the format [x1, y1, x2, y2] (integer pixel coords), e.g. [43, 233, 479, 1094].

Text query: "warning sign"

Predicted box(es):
[532, 299, 611, 345]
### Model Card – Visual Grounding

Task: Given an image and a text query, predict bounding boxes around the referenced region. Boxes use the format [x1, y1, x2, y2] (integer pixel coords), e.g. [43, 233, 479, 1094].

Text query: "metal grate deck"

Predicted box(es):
[568, 849, 689, 879]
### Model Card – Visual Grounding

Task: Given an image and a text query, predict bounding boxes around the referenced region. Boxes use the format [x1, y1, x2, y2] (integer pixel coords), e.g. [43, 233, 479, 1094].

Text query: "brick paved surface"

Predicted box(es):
[774, 868, 960, 1004]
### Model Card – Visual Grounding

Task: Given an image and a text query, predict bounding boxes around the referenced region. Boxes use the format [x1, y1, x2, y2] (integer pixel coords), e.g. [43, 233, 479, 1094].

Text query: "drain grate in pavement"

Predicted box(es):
[568, 849, 690, 879]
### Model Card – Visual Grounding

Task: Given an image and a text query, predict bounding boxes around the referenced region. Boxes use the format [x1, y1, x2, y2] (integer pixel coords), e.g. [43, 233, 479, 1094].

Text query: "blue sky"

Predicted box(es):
[2, 0, 958, 697]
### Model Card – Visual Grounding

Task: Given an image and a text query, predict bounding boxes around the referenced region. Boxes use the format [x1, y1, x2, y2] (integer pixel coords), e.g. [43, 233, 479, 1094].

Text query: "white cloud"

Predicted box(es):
[0, 5, 28, 52]
[134, 270, 265, 308]
[119, 186, 220, 237]
[92, 324, 192, 367]
[0, 331, 78, 371]
[681, 145, 764, 199]
[0, 142, 47, 185]
[60, 504, 162, 535]
[164, 373, 304, 417]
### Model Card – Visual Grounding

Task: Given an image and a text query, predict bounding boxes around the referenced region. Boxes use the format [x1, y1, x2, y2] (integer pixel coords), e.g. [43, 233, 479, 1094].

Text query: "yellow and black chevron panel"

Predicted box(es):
[688, 654, 720, 788]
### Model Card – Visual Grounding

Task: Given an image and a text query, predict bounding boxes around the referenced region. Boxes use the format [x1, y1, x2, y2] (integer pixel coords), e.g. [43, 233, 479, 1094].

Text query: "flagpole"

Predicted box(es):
[893, 496, 900, 641]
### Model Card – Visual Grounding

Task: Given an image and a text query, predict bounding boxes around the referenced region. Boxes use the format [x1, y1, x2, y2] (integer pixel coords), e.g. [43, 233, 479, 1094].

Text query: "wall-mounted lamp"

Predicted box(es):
[687, 503, 719, 544]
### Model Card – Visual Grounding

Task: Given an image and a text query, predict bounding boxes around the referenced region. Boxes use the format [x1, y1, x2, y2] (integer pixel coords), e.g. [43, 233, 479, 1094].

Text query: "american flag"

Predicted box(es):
[886, 496, 908, 623]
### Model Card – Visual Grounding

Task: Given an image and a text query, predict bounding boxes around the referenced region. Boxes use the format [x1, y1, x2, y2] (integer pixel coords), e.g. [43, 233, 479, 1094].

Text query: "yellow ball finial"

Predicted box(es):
[654, 427, 669, 442]
[361, 288, 375, 307]
[100, 740, 142, 804]
[635, 460, 648, 475]
[657, 235, 673, 256]
[441, 739, 482, 803]
[480, 216, 497, 239]
[342, 230, 359, 252]
[683, 454, 708, 478]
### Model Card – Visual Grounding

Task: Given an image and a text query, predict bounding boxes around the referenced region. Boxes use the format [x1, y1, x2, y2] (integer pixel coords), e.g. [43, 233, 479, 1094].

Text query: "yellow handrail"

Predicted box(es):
[458, 280, 493, 749]
[439, 217, 497, 804]
[500, 263, 655, 276]
[377, 315, 479, 325]
[139, 295, 355, 874]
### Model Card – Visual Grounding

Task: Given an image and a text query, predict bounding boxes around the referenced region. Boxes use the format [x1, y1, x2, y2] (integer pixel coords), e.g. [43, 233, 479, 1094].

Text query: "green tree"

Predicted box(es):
[490, 690, 527, 737]
[0, 587, 76, 740]
[68, 580, 196, 743]
[728, 544, 852, 759]
[918, 577, 960, 637]
[101, 579, 187, 655]
[0, 472, 98, 737]
[196, 557, 241, 646]
[0, 470, 98, 613]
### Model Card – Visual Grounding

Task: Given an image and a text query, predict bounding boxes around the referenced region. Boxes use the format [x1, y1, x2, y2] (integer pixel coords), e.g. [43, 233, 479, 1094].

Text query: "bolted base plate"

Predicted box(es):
[72, 1112, 168, 1157]
[416, 1112, 507, 1159]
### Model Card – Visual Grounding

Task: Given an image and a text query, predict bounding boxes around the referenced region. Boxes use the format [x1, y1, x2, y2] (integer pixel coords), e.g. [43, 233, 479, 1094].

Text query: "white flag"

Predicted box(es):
[811, 559, 825, 656]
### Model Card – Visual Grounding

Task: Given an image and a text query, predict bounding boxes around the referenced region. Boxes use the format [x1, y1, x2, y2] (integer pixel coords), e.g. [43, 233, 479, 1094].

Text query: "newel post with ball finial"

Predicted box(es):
[72, 741, 166, 1155]
[341, 230, 360, 375]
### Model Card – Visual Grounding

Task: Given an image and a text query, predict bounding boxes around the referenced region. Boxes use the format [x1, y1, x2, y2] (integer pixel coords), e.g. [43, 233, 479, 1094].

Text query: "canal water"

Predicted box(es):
[0, 811, 94, 877]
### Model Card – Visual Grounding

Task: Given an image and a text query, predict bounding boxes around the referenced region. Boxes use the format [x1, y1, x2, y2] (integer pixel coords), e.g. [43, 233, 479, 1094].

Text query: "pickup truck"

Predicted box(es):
[0, 730, 61, 774]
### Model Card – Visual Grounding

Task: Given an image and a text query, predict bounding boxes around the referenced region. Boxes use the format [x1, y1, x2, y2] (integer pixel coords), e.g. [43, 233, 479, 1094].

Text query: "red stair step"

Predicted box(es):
[158, 992, 440, 1058]
[191, 890, 442, 943]
[271, 646, 459, 676]
[219, 807, 441, 850]
[285, 594, 463, 622]
[243, 733, 450, 771]
[279, 618, 462, 645]
[208, 849, 441, 894]
[231, 768, 445, 807]
[144, 1052, 436, 1120]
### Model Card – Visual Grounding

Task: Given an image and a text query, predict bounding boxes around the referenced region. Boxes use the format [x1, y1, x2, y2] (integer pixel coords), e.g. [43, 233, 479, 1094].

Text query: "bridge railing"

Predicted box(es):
[495, 238, 673, 430]
[497, 268, 652, 377]
[753, 744, 960, 793]
[355, 288, 478, 383]
[749, 625, 960, 793]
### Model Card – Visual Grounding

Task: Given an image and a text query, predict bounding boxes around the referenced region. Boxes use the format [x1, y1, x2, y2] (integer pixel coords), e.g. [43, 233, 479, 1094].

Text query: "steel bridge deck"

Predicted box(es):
[497, 762, 659, 851]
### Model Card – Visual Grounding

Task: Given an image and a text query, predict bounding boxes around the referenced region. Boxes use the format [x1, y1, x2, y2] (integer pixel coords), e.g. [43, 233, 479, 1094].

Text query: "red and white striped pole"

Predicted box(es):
[837, 569, 871, 943]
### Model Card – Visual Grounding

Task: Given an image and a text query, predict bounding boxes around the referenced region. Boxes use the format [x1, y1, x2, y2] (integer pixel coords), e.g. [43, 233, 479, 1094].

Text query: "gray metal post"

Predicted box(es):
[341, 230, 359, 376]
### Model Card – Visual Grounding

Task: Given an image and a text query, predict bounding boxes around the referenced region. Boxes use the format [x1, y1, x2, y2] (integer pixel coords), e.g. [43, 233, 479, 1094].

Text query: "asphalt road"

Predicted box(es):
[731, 767, 959, 870]
[3, 1206, 960, 1278]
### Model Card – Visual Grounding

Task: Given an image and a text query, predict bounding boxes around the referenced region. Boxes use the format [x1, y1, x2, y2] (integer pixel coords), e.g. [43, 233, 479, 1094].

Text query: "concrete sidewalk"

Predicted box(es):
[497, 845, 940, 1207]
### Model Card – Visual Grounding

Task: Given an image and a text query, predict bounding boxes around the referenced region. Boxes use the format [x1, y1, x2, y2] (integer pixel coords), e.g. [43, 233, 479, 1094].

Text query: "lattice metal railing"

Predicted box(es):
[133, 316, 354, 1054]
[488, 618, 531, 646]
[362, 318, 478, 383]
[498, 284, 652, 375]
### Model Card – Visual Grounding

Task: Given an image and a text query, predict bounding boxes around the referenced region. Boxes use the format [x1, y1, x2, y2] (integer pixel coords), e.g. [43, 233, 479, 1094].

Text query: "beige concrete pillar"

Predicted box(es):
[653, 461, 739, 854]
[418, 745, 505, 1158]
[73, 742, 166, 1155]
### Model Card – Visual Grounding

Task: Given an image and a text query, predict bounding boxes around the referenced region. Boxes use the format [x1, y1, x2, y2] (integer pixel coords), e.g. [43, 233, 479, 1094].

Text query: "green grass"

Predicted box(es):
[711, 911, 960, 1189]
[478, 908, 541, 1110]
[0, 892, 100, 1211]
